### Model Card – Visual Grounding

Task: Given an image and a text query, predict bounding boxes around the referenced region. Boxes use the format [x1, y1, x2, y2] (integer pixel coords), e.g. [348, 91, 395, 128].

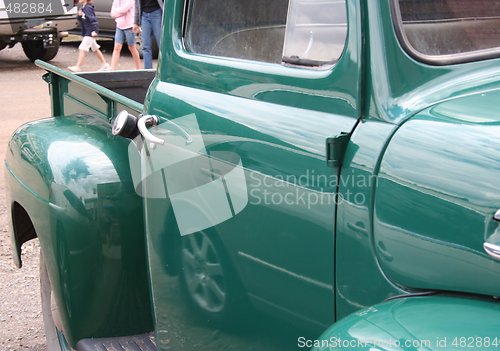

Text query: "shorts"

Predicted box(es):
[79, 36, 100, 52]
[114, 27, 136, 46]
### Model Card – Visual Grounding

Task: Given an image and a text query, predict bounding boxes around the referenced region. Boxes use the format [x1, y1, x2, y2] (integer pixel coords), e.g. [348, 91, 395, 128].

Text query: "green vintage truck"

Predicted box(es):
[4, 0, 500, 350]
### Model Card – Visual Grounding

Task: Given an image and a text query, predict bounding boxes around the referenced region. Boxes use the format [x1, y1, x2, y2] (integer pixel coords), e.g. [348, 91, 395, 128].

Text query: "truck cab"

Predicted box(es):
[4, 0, 500, 350]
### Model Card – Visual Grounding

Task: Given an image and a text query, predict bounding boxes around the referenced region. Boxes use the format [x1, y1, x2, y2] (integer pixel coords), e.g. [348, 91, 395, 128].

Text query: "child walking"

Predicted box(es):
[68, 0, 110, 72]
[110, 0, 141, 70]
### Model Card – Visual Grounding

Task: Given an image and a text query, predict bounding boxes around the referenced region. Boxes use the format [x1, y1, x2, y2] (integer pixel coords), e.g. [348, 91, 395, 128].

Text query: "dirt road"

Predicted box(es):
[0, 39, 154, 351]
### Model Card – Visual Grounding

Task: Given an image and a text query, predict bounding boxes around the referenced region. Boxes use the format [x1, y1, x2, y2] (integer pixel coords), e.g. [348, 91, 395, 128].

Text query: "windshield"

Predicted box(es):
[395, 0, 500, 62]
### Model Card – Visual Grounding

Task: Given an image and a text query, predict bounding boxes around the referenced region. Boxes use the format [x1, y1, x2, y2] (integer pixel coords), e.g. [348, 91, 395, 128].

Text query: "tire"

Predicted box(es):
[0, 40, 6, 51]
[40, 250, 63, 351]
[177, 231, 248, 327]
[22, 39, 59, 62]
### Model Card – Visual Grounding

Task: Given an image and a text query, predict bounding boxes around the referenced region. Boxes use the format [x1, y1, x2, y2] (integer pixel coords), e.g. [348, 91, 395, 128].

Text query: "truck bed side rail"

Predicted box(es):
[35, 60, 149, 120]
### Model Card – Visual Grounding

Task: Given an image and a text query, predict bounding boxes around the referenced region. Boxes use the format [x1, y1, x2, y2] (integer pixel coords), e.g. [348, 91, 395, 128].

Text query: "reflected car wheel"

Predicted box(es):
[177, 231, 247, 326]
[181, 232, 227, 312]
[40, 250, 63, 351]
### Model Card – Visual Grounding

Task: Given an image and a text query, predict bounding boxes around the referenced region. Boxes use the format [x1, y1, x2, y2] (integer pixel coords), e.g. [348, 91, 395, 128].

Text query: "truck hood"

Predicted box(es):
[429, 87, 500, 124]
[314, 295, 500, 351]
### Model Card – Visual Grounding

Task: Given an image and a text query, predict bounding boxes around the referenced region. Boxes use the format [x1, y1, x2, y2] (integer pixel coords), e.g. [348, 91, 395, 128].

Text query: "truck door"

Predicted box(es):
[134, 0, 362, 349]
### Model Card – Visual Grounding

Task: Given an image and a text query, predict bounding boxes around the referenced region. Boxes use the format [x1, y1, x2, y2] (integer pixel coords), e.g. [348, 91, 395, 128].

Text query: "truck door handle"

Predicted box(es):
[483, 210, 500, 260]
[138, 115, 192, 146]
[494, 209, 500, 222]
[483, 242, 500, 261]
[138, 115, 165, 145]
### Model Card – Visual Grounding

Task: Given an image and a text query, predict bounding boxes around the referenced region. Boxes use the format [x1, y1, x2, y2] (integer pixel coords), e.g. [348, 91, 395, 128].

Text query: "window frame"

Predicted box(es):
[159, 0, 363, 120]
[391, 0, 500, 66]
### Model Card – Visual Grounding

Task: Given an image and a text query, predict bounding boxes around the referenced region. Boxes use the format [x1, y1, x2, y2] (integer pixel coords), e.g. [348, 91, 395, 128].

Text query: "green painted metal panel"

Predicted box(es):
[374, 92, 500, 297]
[140, 0, 364, 348]
[335, 119, 404, 319]
[313, 295, 500, 351]
[5, 115, 153, 347]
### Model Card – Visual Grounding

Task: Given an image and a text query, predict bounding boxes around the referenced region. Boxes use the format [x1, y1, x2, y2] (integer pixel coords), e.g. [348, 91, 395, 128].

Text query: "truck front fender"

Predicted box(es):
[4, 114, 152, 347]
[310, 295, 500, 351]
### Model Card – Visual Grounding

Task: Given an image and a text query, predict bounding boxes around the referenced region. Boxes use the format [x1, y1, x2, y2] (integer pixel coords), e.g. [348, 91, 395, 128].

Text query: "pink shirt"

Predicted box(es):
[111, 0, 135, 30]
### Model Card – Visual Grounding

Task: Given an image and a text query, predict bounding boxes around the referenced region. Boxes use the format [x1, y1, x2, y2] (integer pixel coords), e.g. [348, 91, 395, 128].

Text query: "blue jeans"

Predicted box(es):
[141, 8, 162, 69]
[115, 27, 136, 46]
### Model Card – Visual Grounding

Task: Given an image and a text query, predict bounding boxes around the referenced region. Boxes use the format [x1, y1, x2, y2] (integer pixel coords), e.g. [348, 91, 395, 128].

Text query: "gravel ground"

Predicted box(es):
[0, 38, 154, 351]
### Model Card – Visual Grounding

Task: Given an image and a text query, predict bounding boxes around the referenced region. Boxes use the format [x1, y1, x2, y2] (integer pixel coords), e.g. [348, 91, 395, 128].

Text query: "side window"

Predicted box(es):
[184, 0, 347, 67]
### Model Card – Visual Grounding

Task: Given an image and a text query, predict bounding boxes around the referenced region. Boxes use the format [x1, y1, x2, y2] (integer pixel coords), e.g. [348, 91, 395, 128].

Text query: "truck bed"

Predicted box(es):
[35, 60, 155, 120]
[78, 70, 156, 104]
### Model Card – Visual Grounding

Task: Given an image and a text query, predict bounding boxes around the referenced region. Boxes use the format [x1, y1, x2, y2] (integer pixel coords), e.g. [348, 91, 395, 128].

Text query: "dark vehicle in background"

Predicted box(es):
[93, 0, 116, 38]
[0, 0, 78, 61]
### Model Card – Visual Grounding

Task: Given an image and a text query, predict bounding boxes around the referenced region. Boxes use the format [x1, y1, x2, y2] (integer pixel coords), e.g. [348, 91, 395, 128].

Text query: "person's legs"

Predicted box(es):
[123, 29, 141, 69]
[111, 43, 123, 69]
[128, 45, 141, 69]
[111, 28, 125, 70]
[141, 12, 153, 69]
[94, 49, 107, 65]
[150, 9, 162, 53]
[75, 49, 86, 67]
[68, 49, 86, 71]
[69, 37, 92, 70]
[88, 38, 109, 70]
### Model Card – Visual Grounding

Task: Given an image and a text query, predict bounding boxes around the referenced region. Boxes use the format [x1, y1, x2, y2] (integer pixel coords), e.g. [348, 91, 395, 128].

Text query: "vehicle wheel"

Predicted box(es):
[22, 39, 60, 62]
[177, 231, 247, 326]
[0, 40, 6, 51]
[40, 250, 63, 351]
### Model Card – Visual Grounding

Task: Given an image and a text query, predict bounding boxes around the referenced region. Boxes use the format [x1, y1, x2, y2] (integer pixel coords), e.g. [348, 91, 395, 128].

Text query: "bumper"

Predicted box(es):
[0, 15, 78, 36]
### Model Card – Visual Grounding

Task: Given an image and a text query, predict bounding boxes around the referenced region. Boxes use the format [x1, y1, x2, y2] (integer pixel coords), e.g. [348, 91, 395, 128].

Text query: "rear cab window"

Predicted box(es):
[183, 0, 348, 68]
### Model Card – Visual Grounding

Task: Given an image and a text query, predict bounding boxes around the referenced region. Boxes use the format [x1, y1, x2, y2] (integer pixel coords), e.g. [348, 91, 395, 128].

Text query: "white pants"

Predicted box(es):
[79, 36, 100, 52]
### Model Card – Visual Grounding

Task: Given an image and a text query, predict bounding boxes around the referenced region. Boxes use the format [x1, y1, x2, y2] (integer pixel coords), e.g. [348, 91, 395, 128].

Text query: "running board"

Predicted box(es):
[76, 333, 156, 351]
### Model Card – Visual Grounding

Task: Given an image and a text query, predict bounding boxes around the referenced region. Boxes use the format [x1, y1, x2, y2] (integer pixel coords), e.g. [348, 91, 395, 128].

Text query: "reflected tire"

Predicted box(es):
[40, 250, 63, 351]
[177, 231, 247, 326]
